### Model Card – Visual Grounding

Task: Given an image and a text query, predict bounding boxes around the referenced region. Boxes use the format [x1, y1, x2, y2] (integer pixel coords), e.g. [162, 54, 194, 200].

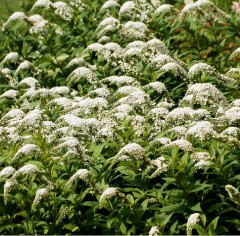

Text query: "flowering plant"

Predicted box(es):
[0, 0, 239, 235]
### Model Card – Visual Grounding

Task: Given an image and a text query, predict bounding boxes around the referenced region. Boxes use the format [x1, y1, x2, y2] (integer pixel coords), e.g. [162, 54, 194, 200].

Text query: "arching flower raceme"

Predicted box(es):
[187, 213, 200, 235]
[32, 188, 49, 207]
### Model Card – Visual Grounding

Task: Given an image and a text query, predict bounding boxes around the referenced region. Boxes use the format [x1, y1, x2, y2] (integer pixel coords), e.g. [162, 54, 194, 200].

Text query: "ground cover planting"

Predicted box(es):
[0, 0, 240, 234]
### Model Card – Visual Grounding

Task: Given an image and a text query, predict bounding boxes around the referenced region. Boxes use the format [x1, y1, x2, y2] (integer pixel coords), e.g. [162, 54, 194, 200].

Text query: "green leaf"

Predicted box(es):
[194, 224, 208, 235]
[107, 218, 115, 230]
[170, 220, 178, 234]
[162, 213, 173, 228]
[14, 211, 27, 218]
[190, 183, 211, 193]
[127, 194, 134, 204]
[161, 203, 184, 213]
[93, 144, 104, 158]
[141, 199, 148, 212]
[191, 202, 203, 213]
[207, 216, 219, 234]
[120, 222, 127, 235]
[63, 223, 77, 231]
[200, 214, 207, 227]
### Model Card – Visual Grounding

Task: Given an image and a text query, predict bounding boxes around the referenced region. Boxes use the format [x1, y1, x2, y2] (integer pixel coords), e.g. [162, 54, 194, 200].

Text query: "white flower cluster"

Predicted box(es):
[116, 143, 145, 160]
[100, 0, 120, 11]
[0, 166, 15, 178]
[147, 156, 168, 178]
[99, 187, 118, 204]
[149, 226, 159, 236]
[191, 151, 212, 169]
[229, 48, 240, 61]
[162, 139, 193, 152]
[66, 169, 90, 187]
[67, 67, 95, 85]
[31, 0, 52, 10]
[13, 143, 41, 161]
[28, 14, 48, 34]
[225, 185, 240, 203]
[186, 121, 217, 141]
[121, 21, 148, 40]
[3, 12, 27, 30]
[1, 52, 19, 64]
[32, 188, 49, 207]
[96, 17, 120, 37]
[52, 1, 73, 21]
[13, 164, 40, 177]
[18, 109, 44, 129]
[186, 213, 200, 234]
[180, 0, 229, 22]
[220, 127, 239, 142]
[153, 4, 175, 17]
[180, 83, 227, 109]
[4, 179, 17, 204]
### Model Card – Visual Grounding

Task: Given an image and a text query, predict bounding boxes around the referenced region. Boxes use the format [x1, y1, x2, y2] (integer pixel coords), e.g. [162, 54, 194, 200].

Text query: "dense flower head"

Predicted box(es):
[100, 0, 120, 11]
[1, 52, 19, 64]
[148, 156, 168, 178]
[13, 144, 41, 161]
[187, 213, 200, 234]
[66, 169, 90, 187]
[181, 83, 227, 108]
[99, 187, 118, 204]
[117, 143, 145, 159]
[31, 0, 52, 9]
[13, 164, 40, 177]
[67, 67, 95, 85]
[225, 185, 240, 202]
[153, 4, 175, 16]
[186, 121, 217, 141]
[0, 166, 15, 178]
[149, 226, 159, 236]
[52, 1, 73, 21]
[162, 139, 193, 152]
[32, 188, 49, 207]
[121, 21, 148, 40]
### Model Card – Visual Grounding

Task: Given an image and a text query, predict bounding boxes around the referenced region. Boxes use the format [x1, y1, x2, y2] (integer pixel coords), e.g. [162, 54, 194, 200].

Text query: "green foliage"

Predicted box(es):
[0, 0, 239, 235]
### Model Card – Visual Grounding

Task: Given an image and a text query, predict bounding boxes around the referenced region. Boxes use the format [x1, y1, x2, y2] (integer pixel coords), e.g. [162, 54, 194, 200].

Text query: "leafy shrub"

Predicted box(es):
[0, 0, 239, 235]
